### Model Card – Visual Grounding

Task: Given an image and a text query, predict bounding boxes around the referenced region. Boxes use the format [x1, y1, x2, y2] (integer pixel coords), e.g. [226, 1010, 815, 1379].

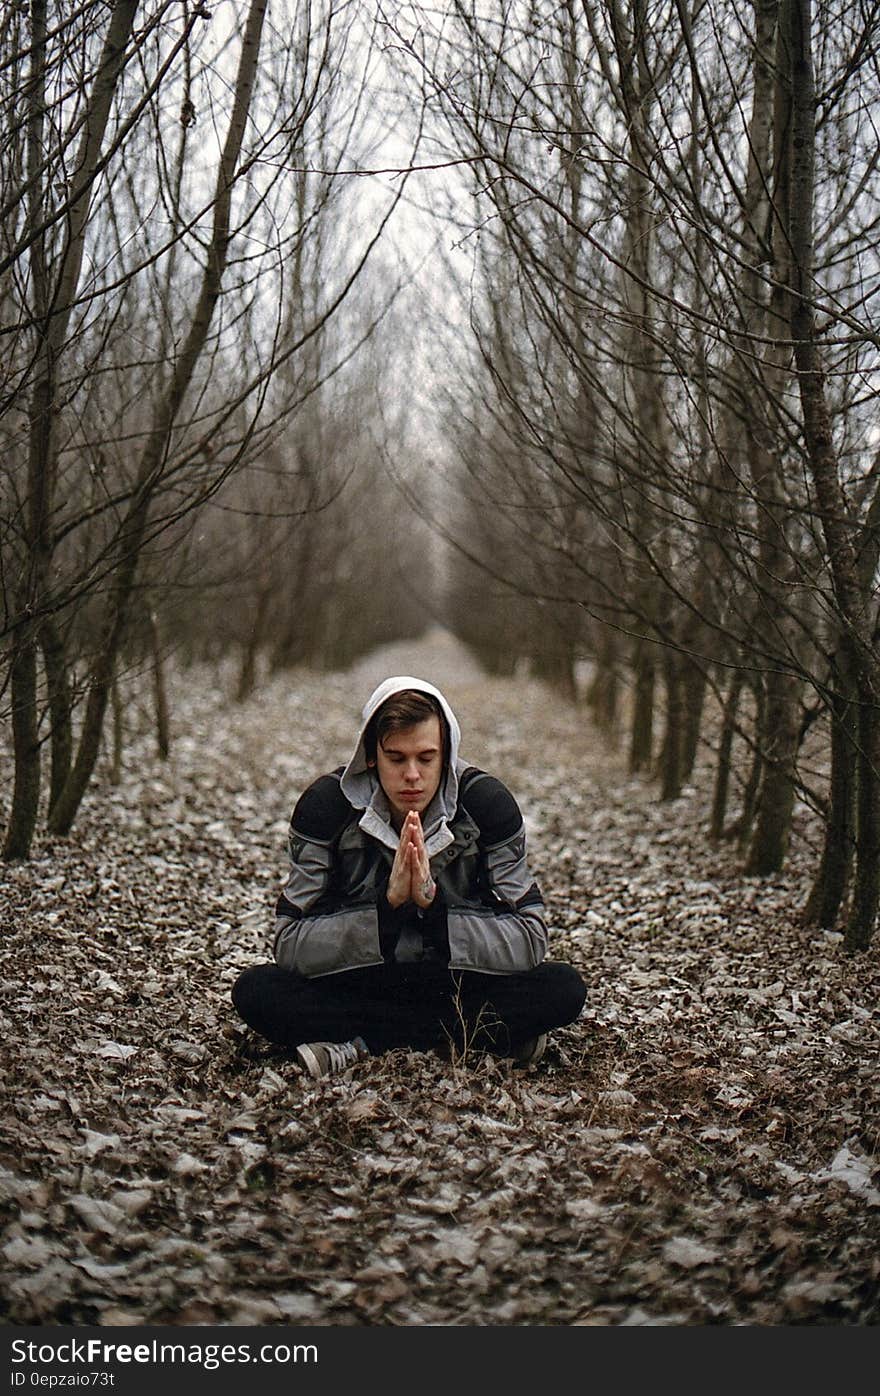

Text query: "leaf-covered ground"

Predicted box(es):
[2, 631, 879, 1326]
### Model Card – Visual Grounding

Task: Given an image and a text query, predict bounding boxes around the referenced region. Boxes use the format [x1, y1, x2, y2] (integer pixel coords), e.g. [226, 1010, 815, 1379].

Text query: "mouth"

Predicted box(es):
[399, 792, 423, 801]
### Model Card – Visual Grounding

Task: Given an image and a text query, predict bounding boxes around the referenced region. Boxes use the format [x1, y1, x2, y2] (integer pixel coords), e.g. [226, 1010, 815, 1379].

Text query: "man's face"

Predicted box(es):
[375, 716, 444, 829]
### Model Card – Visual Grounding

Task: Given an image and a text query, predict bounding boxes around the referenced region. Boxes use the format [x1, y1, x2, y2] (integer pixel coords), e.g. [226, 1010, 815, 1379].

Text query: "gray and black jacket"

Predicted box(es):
[272, 675, 548, 978]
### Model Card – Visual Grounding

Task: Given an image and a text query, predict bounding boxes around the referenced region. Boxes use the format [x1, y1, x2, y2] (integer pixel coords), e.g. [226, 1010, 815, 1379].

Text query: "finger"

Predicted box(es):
[413, 842, 430, 886]
[406, 844, 420, 892]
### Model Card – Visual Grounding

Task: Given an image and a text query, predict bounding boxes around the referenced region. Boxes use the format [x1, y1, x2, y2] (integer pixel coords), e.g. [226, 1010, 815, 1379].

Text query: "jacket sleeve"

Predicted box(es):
[446, 774, 548, 974]
[272, 775, 384, 978]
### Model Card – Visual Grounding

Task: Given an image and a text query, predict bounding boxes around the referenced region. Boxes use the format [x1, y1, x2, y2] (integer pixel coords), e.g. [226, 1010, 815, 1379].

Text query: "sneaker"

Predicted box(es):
[510, 1033, 547, 1067]
[295, 1036, 369, 1079]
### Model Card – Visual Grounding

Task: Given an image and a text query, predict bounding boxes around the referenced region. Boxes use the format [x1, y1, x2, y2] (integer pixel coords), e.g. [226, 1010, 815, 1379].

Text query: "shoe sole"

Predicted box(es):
[513, 1034, 547, 1067]
[295, 1044, 324, 1078]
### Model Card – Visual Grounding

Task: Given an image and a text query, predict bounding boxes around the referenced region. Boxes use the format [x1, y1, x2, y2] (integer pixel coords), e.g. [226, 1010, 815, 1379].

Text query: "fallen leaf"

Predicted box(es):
[663, 1236, 722, 1269]
[80, 1129, 121, 1157]
[95, 1042, 138, 1062]
[68, 1196, 126, 1234]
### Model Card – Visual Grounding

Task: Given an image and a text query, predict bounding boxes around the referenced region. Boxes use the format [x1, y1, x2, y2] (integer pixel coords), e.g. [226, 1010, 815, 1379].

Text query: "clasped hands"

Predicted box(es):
[386, 810, 436, 910]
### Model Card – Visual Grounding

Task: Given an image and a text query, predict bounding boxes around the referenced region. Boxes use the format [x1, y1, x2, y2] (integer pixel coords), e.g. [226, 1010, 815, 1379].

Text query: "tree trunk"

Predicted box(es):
[40, 618, 73, 816]
[803, 647, 856, 927]
[703, 0, 776, 844]
[149, 609, 171, 760]
[587, 627, 620, 738]
[844, 686, 880, 951]
[236, 581, 273, 703]
[4, 0, 50, 861]
[659, 646, 684, 801]
[710, 667, 744, 841]
[735, 681, 765, 849]
[2, 641, 41, 860]
[680, 656, 707, 781]
[629, 636, 655, 774]
[746, 669, 801, 874]
[110, 676, 124, 787]
[530, 631, 577, 701]
[736, 4, 801, 877]
[609, 0, 665, 781]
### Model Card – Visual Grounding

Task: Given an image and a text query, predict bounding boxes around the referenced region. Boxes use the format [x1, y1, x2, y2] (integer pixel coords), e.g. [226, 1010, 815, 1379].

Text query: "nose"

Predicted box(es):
[403, 761, 420, 784]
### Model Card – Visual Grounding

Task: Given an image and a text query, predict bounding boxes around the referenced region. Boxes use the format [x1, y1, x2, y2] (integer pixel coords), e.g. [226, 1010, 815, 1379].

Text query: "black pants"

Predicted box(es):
[231, 959, 586, 1057]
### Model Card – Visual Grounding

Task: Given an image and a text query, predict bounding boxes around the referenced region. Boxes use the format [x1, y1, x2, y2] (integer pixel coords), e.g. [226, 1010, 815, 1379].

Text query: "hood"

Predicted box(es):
[340, 675, 464, 856]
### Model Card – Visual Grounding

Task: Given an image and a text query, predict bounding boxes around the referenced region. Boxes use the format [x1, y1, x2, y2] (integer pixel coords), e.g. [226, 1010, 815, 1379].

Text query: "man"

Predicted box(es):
[232, 676, 586, 1077]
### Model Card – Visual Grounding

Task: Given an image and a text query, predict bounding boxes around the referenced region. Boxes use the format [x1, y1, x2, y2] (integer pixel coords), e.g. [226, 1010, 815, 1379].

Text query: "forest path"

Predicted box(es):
[345, 624, 489, 695]
[1, 636, 879, 1325]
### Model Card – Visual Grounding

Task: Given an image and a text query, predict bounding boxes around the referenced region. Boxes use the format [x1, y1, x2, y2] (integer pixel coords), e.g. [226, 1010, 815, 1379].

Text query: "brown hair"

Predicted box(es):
[365, 689, 447, 765]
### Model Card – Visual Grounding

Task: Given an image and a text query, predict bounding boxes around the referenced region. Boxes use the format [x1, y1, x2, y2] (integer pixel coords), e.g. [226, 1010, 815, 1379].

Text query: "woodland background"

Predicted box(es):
[1, 0, 879, 1326]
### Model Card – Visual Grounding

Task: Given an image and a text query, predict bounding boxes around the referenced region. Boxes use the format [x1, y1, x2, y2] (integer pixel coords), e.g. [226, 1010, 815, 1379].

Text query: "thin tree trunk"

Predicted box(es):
[848, 690, 880, 950]
[2, 642, 41, 860]
[531, 630, 577, 701]
[675, 15, 714, 789]
[110, 676, 124, 787]
[746, 669, 801, 874]
[609, 0, 665, 781]
[659, 646, 684, 801]
[629, 637, 655, 774]
[587, 627, 620, 737]
[680, 656, 707, 780]
[737, 3, 803, 876]
[271, 517, 316, 670]
[803, 646, 856, 927]
[735, 681, 765, 849]
[703, 0, 776, 846]
[149, 609, 170, 760]
[40, 617, 73, 816]
[236, 581, 273, 703]
[710, 667, 744, 841]
[5, 0, 49, 861]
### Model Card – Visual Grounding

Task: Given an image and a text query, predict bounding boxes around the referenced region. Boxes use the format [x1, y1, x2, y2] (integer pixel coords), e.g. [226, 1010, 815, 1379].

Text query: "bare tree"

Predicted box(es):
[3, 0, 142, 857]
